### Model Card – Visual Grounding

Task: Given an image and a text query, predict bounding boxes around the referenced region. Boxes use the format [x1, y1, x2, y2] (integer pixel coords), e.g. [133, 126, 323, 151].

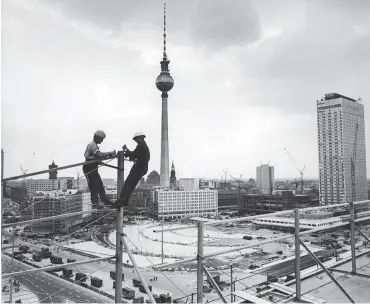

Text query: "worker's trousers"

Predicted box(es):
[83, 162, 109, 207]
[120, 164, 148, 200]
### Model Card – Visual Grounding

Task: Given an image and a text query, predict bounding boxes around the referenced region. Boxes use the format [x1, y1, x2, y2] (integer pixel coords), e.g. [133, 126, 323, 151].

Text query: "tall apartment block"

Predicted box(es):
[256, 164, 274, 195]
[317, 93, 367, 205]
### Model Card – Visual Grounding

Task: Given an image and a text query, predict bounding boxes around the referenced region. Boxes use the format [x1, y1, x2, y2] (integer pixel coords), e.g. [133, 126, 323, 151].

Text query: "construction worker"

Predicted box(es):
[83, 130, 116, 208]
[112, 132, 150, 208]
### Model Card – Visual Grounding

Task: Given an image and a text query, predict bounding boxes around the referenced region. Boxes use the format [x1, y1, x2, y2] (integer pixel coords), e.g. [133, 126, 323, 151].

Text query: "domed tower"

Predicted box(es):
[156, 3, 174, 188]
[49, 160, 58, 180]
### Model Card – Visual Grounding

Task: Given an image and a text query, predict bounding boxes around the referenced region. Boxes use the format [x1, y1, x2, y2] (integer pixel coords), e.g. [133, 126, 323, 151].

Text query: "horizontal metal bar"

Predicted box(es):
[1, 209, 111, 228]
[99, 163, 120, 170]
[1, 245, 17, 250]
[152, 257, 198, 269]
[154, 200, 370, 233]
[2, 255, 115, 278]
[203, 219, 368, 260]
[328, 268, 370, 279]
[203, 235, 291, 259]
[155, 217, 370, 266]
[2, 156, 117, 182]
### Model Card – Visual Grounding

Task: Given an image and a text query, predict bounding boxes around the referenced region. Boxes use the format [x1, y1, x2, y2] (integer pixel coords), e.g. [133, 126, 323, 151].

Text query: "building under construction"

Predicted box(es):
[240, 194, 319, 215]
[31, 190, 83, 234]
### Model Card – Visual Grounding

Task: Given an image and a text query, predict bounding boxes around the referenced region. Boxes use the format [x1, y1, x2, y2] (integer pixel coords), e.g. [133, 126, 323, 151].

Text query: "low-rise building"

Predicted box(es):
[252, 215, 342, 230]
[150, 189, 218, 220]
[27, 179, 59, 197]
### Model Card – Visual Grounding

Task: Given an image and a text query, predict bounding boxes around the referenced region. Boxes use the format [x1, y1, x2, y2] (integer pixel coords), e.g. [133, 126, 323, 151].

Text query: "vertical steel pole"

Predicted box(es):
[197, 221, 204, 304]
[1, 149, 4, 241]
[115, 151, 125, 303]
[162, 219, 164, 264]
[9, 279, 13, 303]
[350, 202, 356, 273]
[230, 264, 233, 303]
[295, 208, 301, 301]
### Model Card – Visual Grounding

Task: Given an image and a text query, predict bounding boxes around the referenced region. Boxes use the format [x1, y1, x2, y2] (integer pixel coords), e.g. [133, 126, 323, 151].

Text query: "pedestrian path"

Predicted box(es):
[1, 285, 39, 303]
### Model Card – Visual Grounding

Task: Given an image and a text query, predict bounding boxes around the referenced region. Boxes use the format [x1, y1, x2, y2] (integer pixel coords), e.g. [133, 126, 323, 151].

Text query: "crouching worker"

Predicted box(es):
[112, 132, 150, 208]
[84, 130, 116, 208]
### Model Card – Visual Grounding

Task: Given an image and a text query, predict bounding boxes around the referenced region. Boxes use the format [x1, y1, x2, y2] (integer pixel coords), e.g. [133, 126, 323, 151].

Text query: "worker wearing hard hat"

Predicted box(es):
[112, 132, 150, 208]
[83, 130, 116, 208]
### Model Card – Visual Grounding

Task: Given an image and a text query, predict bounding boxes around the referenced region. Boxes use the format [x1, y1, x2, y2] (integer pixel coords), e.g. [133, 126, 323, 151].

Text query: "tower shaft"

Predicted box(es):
[160, 93, 170, 187]
[156, 3, 174, 188]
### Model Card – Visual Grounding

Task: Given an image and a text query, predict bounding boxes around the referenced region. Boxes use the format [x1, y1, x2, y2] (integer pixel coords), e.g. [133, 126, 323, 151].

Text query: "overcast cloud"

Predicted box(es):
[1, 0, 370, 181]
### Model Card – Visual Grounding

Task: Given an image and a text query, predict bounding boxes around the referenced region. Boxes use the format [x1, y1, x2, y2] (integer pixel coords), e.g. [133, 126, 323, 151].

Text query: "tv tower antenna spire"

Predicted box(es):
[163, 2, 167, 60]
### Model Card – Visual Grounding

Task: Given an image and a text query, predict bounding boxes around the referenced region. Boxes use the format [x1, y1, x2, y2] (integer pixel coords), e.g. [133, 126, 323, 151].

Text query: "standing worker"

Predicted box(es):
[84, 130, 116, 208]
[112, 132, 150, 208]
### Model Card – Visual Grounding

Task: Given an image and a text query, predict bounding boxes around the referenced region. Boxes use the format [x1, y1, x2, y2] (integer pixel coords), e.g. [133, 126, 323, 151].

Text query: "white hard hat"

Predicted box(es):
[94, 130, 106, 139]
[133, 132, 146, 140]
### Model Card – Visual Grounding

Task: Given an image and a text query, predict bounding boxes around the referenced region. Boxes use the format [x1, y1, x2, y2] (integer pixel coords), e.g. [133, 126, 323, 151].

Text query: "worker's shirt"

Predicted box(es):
[125, 141, 150, 169]
[84, 141, 100, 160]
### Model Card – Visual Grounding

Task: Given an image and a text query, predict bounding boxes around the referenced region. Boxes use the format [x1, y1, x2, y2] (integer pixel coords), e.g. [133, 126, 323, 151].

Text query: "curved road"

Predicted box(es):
[2, 255, 113, 303]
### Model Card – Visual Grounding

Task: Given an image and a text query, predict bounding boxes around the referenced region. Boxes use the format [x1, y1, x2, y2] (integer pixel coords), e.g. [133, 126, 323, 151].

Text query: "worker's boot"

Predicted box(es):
[111, 198, 129, 209]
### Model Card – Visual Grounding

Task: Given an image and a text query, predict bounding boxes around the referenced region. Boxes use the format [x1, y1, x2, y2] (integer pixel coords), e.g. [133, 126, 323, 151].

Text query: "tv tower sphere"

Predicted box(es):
[156, 72, 174, 92]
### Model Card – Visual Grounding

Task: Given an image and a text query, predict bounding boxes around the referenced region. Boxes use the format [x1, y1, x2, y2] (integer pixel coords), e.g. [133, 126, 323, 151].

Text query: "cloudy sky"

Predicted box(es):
[1, 0, 370, 181]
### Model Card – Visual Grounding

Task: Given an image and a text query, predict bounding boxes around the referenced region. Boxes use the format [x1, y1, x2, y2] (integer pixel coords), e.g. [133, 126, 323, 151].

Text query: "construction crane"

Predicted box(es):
[222, 170, 243, 210]
[351, 123, 359, 202]
[20, 153, 36, 195]
[284, 148, 306, 194]
[20, 152, 36, 176]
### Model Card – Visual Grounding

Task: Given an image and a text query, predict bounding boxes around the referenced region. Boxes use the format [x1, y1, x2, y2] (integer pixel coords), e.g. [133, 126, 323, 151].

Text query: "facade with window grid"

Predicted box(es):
[31, 191, 83, 233]
[151, 189, 218, 220]
[317, 93, 367, 205]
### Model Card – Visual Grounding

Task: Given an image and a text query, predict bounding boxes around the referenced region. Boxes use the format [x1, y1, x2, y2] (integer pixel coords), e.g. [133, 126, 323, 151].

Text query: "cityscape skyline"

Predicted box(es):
[2, 0, 370, 182]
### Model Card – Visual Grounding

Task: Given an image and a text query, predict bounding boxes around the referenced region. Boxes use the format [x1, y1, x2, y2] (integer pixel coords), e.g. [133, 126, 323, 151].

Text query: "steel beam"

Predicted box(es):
[115, 151, 124, 304]
[299, 240, 355, 303]
[1, 209, 109, 228]
[202, 235, 291, 260]
[121, 235, 156, 303]
[1, 245, 17, 250]
[294, 208, 301, 301]
[350, 202, 356, 273]
[197, 221, 204, 304]
[355, 225, 370, 245]
[2, 157, 117, 182]
[1, 255, 115, 278]
[203, 266, 227, 303]
[328, 268, 370, 279]
[191, 218, 370, 261]
[153, 200, 370, 233]
[152, 257, 197, 269]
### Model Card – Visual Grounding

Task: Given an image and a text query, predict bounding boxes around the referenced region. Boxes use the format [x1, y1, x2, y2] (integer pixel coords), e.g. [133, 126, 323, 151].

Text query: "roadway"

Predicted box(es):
[2, 255, 113, 303]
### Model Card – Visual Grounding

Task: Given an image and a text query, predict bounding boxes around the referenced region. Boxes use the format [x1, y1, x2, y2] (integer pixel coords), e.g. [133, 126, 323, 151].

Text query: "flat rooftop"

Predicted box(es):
[324, 92, 356, 102]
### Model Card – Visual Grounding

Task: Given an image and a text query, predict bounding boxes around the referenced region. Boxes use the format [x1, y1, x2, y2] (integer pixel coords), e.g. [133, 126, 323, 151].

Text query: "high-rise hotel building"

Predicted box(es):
[317, 93, 367, 205]
[256, 164, 274, 195]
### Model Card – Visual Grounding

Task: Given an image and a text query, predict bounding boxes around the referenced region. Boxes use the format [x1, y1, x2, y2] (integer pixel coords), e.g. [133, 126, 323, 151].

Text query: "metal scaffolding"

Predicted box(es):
[2, 154, 370, 303]
[154, 200, 370, 303]
[1, 153, 157, 303]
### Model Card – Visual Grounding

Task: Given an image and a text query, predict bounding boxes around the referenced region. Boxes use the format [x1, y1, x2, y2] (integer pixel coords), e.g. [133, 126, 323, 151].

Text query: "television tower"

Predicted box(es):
[155, 3, 174, 188]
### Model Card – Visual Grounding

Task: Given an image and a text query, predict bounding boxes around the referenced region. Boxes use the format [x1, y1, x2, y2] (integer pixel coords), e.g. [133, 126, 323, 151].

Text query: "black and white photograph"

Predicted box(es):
[1, 0, 370, 303]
